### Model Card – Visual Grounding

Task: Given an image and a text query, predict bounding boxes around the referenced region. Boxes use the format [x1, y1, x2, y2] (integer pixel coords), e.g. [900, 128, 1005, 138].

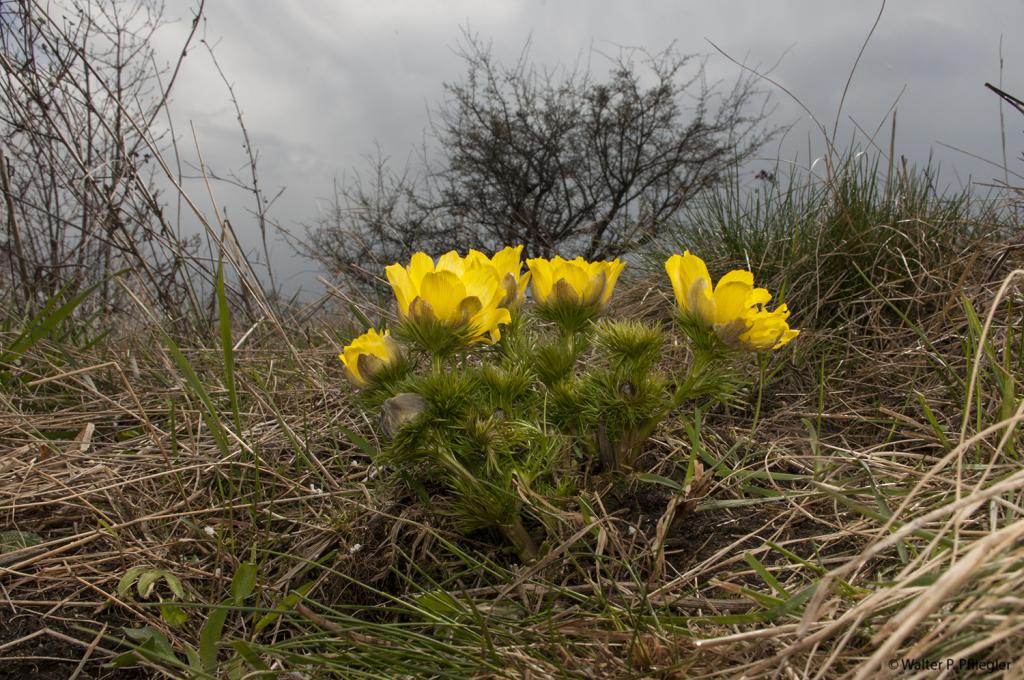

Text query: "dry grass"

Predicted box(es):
[3, 205, 1024, 678]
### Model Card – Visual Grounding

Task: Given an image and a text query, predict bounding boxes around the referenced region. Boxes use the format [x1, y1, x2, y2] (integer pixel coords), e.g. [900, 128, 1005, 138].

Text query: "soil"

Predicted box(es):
[592, 473, 846, 581]
[0, 605, 148, 680]
[666, 504, 771, 557]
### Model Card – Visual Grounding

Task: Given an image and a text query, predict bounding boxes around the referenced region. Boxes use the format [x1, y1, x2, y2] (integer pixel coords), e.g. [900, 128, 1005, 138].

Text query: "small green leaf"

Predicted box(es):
[163, 572, 185, 600]
[110, 651, 141, 668]
[118, 566, 148, 598]
[635, 472, 682, 492]
[137, 570, 162, 599]
[231, 563, 257, 605]
[184, 645, 202, 670]
[744, 552, 788, 597]
[123, 626, 176, 659]
[200, 605, 229, 671]
[161, 603, 188, 628]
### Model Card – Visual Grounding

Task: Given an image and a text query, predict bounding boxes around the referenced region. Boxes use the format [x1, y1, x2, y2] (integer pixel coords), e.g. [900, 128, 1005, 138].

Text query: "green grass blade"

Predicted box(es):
[216, 257, 242, 436]
[744, 552, 789, 597]
[915, 391, 952, 451]
[161, 332, 231, 458]
[340, 425, 379, 458]
[1, 281, 99, 366]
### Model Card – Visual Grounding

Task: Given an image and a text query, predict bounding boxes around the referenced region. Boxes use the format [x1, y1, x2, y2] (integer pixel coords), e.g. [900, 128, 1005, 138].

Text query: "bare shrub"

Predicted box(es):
[305, 32, 776, 292]
[0, 0, 208, 320]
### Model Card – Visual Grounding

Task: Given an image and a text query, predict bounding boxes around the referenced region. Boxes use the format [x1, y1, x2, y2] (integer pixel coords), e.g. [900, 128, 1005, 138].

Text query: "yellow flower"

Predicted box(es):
[385, 251, 512, 345]
[665, 251, 799, 351]
[526, 256, 625, 309]
[467, 246, 531, 307]
[339, 328, 401, 386]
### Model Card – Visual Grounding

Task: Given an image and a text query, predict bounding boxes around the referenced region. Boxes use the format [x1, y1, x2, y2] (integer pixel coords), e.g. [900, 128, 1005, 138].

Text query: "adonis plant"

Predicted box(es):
[339, 245, 797, 560]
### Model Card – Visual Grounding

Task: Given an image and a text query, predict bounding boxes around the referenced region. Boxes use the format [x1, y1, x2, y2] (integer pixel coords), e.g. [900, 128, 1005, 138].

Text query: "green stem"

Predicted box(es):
[750, 354, 767, 434]
[436, 451, 539, 560]
[501, 513, 539, 562]
[562, 331, 576, 364]
[620, 352, 713, 468]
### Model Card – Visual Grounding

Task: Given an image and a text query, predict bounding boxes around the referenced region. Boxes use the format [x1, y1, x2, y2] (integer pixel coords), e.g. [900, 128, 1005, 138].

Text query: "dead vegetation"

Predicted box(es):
[3, 211, 1024, 677]
[4, 1, 1024, 678]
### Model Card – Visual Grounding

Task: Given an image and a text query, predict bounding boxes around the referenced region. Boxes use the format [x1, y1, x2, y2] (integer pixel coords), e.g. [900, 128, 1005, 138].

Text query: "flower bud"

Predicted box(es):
[526, 256, 625, 310]
[379, 392, 428, 436]
[339, 329, 401, 387]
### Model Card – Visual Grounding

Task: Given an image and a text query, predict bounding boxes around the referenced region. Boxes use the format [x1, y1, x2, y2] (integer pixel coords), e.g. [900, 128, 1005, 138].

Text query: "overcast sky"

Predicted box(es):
[152, 0, 1024, 296]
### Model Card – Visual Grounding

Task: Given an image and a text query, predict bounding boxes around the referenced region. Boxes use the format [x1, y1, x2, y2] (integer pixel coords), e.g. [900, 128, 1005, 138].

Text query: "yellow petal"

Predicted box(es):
[686, 278, 716, 325]
[419, 270, 466, 322]
[665, 254, 688, 310]
[678, 251, 713, 317]
[554, 262, 590, 301]
[517, 270, 532, 300]
[457, 296, 483, 323]
[739, 306, 796, 351]
[712, 276, 754, 326]
[748, 287, 772, 307]
[773, 328, 800, 349]
[470, 306, 512, 344]
[600, 259, 625, 305]
[679, 251, 712, 295]
[364, 329, 397, 362]
[385, 263, 415, 316]
[436, 250, 466, 275]
[459, 266, 500, 306]
[339, 328, 398, 386]
[581, 269, 607, 307]
[716, 269, 754, 290]
[339, 349, 363, 385]
[489, 245, 523, 277]
[465, 249, 489, 268]
[408, 252, 435, 285]
[527, 258, 554, 302]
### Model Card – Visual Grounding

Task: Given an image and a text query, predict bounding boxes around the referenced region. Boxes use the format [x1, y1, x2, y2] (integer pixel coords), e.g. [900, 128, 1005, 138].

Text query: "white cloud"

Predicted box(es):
[149, 0, 1024, 294]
